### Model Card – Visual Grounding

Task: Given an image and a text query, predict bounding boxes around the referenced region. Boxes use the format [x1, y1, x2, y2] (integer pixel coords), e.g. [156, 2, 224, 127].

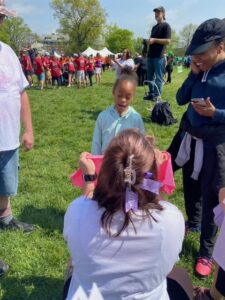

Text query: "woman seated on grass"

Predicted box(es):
[91, 70, 145, 155]
[63, 129, 193, 300]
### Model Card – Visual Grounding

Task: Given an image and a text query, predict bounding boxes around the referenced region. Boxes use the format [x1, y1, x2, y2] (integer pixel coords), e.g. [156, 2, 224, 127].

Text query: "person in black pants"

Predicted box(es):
[168, 18, 225, 277]
[144, 6, 171, 100]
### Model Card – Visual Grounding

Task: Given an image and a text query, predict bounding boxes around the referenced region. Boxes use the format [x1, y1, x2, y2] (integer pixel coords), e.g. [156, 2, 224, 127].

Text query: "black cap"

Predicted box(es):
[153, 6, 165, 13]
[186, 18, 225, 55]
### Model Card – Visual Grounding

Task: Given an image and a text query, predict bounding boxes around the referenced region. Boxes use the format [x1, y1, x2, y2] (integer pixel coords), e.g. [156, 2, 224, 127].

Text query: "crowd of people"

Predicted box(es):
[20, 49, 114, 89]
[1, 0, 225, 299]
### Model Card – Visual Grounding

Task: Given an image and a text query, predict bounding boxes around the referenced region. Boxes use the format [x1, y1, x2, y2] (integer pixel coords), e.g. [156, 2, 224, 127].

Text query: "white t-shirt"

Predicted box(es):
[64, 197, 185, 300]
[115, 58, 135, 79]
[0, 41, 28, 151]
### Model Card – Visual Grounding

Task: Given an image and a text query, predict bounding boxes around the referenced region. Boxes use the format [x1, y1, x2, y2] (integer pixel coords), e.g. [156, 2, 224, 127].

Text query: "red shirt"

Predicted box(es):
[34, 56, 44, 75]
[95, 58, 102, 68]
[22, 55, 33, 71]
[49, 60, 62, 77]
[75, 57, 86, 71]
[67, 61, 75, 72]
[42, 56, 50, 69]
[86, 60, 95, 71]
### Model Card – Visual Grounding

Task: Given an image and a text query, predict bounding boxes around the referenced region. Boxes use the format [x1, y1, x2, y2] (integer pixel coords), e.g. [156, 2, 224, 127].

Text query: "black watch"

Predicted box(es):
[83, 173, 97, 182]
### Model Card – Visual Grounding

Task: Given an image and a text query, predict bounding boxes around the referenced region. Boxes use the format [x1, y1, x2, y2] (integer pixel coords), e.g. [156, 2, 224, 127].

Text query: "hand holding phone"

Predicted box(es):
[191, 98, 206, 106]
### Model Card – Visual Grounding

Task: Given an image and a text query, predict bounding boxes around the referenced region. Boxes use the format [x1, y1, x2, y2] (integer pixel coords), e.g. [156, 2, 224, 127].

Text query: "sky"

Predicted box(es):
[7, 0, 225, 38]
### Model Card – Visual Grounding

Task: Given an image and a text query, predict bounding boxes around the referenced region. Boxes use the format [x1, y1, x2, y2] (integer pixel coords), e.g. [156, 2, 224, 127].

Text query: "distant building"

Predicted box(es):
[41, 33, 69, 53]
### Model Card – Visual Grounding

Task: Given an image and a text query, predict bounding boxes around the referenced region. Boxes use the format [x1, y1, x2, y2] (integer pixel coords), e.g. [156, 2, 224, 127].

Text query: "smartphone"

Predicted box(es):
[191, 98, 206, 106]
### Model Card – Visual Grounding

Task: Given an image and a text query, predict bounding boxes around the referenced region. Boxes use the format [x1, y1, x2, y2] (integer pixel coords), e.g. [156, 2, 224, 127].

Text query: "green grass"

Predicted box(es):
[0, 68, 213, 299]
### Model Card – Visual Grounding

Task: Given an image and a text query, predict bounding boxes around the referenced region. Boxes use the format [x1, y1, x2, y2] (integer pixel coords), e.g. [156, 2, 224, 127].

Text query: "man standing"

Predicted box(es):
[0, 0, 35, 277]
[144, 6, 171, 100]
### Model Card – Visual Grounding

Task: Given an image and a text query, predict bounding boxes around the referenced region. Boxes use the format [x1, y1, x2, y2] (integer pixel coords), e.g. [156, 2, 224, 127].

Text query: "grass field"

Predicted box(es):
[0, 68, 213, 299]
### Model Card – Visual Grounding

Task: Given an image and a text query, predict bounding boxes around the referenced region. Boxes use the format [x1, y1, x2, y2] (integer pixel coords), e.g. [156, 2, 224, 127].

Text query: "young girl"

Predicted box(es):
[49, 55, 62, 89]
[86, 55, 95, 86]
[95, 52, 102, 84]
[67, 56, 75, 87]
[92, 71, 145, 155]
[63, 129, 192, 300]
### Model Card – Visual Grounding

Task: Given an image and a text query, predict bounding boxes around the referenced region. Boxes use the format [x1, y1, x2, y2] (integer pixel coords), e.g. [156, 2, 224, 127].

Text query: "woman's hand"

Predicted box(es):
[79, 152, 96, 175]
[191, 97, 216, 117]
[79, 152, 96, 198]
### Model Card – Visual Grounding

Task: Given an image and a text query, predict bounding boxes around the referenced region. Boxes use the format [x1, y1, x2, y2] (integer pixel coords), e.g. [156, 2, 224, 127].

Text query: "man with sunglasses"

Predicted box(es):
[0, 0, 35, 277]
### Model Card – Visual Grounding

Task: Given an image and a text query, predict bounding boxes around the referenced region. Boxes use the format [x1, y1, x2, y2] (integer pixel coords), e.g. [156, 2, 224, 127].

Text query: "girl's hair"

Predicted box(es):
[112, 70, 138, 93]
[123, 48, 132, 59]
[93, 129, 163, 236]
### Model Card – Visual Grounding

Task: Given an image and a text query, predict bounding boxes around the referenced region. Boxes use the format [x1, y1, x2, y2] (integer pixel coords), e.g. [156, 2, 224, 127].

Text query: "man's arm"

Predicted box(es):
[148, 38, 171, 45]
[21, 91, 34, 150]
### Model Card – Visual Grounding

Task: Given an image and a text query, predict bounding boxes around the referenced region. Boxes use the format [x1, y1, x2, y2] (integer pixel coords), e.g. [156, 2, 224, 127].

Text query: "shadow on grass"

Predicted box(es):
[19, 205, 64, 233]
[0, 276, 63, 300]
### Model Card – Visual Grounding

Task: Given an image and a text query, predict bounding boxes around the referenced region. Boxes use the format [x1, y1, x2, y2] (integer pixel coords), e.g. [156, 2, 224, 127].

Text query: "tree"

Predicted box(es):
[105, 25, 135, 54]
[179, 24, 198, 50]
[167, 29, 180, 55]
[0, 17, 34, 54]
[51, 0, 106, 52]
[133, 37, 143, 54]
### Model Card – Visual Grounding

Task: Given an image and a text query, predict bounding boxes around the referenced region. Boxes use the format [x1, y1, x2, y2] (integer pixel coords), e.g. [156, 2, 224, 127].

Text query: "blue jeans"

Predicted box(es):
[0, 148, 19, 196]
[147, 57, 165, 97]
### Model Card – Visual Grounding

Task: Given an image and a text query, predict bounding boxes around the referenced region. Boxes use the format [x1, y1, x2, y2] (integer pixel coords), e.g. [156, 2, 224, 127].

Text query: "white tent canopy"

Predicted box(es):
[82, 47, 98, 57]
[82, 46, 114, 57]
[99, 47, 114, 56]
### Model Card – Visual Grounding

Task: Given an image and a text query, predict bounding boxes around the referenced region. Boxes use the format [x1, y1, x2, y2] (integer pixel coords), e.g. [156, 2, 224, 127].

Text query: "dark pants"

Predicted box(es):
[166, 65, 173, 83]
[52, 76, 62, 87]
[139, 69, 147, 86]
[168, 129, 219, 258]
[87, 71, 94, 86]
[167, 129, 202, 229]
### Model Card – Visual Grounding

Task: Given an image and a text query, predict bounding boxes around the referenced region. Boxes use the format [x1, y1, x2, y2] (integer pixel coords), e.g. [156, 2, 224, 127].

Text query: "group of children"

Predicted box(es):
[20, 50, 113, 90]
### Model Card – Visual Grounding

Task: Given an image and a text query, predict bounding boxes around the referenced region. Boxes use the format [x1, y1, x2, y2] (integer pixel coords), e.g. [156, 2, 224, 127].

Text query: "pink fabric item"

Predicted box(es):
[158, 152, 176, 195]
[71, 152, 176, 195]
[71, 155, 103, 188]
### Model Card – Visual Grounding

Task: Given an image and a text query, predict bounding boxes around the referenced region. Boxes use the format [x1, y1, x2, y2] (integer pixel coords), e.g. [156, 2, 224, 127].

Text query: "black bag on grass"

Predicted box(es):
[151, 101, 177, 126]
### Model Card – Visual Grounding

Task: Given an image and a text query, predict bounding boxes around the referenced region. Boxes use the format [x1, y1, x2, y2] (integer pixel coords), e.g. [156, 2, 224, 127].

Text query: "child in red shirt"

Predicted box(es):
[34, 53, 45, 90]
[49, 56, 62, 88]
[86, 55, 95, 86]
[67, 57, 75, 87]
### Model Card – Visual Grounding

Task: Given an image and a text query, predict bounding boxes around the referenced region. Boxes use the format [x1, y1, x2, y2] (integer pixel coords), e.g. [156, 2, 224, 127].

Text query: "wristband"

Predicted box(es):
[83, 173, 97, 182]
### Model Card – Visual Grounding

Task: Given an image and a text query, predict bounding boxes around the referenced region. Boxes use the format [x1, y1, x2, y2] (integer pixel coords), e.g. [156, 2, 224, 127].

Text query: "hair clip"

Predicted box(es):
[124, 154, 138, 212]
[124, 154, 136, 185]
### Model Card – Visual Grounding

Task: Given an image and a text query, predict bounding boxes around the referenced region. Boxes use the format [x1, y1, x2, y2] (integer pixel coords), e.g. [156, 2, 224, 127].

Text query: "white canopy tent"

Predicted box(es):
[82, 46, 114, 57]
[99, 47, 114, 56]
[82, 47, 98, 57]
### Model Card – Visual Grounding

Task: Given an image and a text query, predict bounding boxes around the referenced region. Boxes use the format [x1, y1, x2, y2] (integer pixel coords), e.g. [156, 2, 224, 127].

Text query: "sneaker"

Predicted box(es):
[0, 218, 35, 233]
[195, 257, 213, 277]
[0, 260, 9, 278]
